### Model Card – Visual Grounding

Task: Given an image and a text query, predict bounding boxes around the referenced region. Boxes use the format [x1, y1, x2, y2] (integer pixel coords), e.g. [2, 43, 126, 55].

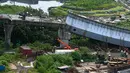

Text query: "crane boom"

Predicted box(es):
[57, 38, 71, 49]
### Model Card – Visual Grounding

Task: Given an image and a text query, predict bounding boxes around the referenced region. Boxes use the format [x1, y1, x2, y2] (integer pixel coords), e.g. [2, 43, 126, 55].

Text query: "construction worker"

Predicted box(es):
[124, 50, 129, 58]
[123, 50, 128, 63]
[120, 50, 124, 57]
[123, 50, 127, 58]
[126, 52, 129, 58]
[107, 50, 111, 61]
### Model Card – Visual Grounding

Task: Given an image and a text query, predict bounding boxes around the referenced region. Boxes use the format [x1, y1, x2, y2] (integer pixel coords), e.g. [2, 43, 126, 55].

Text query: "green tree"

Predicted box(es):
[71, 51, 81, 61]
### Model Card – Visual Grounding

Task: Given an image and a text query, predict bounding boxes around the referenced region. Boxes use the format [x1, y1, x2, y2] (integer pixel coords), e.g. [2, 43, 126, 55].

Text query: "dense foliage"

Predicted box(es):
[49, 0, 124, 17]
[71, 51, 81, 61]
[0, 5, 25, 14]
[0, 41, 5, 51]
[35, 54, 73, 73]
[71, 47, 97, 62]
[49, 7, 67, 17]
[11, 25, 58, 47]
[64, 0, 120, 10]
[0, 53, 21, 73]
[34, 47, 97, 73]
[0, 54, 18, 63]
[0, 5, 44, 16]
[116, 20, 130, 29]
[28, 41, 53, 51]
[79, 47, 97, 62]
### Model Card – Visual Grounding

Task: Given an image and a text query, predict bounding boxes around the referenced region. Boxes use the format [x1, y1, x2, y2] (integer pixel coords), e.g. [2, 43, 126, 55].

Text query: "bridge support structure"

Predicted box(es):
[4, 25, 14, 50]
[58, 27, 71, 48]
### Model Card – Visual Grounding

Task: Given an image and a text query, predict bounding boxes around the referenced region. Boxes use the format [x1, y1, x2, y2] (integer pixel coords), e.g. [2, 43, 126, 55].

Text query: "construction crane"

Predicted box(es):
[57, 38, 78, 50]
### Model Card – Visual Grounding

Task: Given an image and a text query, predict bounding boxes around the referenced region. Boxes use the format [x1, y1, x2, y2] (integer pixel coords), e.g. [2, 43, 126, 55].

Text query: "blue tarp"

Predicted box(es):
[0, 65, 5, 71]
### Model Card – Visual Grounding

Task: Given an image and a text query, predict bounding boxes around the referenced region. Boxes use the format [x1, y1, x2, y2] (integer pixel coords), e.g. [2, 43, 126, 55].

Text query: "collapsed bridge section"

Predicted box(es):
[66, 13, 130, 47]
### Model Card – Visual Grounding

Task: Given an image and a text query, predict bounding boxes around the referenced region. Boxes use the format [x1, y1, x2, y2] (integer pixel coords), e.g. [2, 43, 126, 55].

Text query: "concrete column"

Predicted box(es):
[58, 27, 71, 48]
[4, 25, 14, 50]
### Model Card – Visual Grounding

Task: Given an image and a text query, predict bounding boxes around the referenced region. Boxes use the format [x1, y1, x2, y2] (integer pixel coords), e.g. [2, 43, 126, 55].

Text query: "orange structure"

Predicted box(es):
[57, 38, 78, 50]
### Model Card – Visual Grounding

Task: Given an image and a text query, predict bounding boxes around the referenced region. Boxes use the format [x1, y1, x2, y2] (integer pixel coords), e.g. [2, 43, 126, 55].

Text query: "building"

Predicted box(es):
[20, 46, 32, 56]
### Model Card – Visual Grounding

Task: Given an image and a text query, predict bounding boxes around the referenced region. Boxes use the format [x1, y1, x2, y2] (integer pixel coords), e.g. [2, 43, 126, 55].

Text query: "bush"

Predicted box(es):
[28, 68, 38, 73]
[111, 16, 116, 21]
[49, 8, 67, 17]
[81, 53, 97, 62]
[35, 54, 73, 73]
[70, 47, 97, 62]
[63, 0, 119, 10]
[46, 68, 61, 73]
[0, 60, 8, 66]
[28, 41, 53, 51]
[36, 55, 54, 69]
[37, 66, 46, 73]
[37, 66, 61, 73]
[52, 54, 73, 65]
[79, 47, 92, 54]
[43, 43, 53, 51]
[0, 53, 19, 63]
[71, 51, 81, 61]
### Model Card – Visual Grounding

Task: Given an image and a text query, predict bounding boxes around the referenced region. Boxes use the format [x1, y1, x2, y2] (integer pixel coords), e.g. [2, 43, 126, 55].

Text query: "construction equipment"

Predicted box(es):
[57, 38, 78, 50]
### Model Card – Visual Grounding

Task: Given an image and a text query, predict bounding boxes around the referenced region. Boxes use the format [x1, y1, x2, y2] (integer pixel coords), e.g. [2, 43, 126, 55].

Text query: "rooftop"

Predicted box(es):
[20, 46, 31, 50]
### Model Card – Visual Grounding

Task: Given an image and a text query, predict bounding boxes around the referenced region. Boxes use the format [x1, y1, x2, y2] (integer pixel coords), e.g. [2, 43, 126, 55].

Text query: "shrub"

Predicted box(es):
[35, 54, 73, 73]
[62, 0, 119, 11]
[28, 41, 53, 51]
[49, 7, 68, 17]
[37, 66, 46, 73]
[52, 54, 73, 65]
[36, 55, 54, 69]
[0, 60, 8, 66]
[110, 16, 116, 21]
[0, 53, 19, 63]
[46, 68, 61, 73]
[28, 69, 38, 73]
[70, 47, 97, 62]
[71, 51, 81, 61]
[81, 53, 97, 62]
[79, 47, 92, 54]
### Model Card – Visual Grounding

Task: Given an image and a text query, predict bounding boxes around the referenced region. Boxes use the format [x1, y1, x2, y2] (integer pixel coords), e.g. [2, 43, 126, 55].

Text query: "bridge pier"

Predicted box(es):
[4, 25, 14, 50]
[58, 27, 71, 48]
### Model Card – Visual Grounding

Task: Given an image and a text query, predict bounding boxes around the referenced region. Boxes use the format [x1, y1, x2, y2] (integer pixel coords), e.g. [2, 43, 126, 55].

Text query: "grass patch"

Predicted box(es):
[0, 5, 25, 14]
[49, 7, 68, 17]
[116, 20, 130, 29]
[73, 6, 128, 16]
[63, 0, 120, 10]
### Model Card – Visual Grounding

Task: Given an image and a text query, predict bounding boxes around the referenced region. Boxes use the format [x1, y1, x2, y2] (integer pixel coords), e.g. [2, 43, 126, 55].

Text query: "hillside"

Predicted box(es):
[63, 0, 119, 10]
[49, 0, 128, 17]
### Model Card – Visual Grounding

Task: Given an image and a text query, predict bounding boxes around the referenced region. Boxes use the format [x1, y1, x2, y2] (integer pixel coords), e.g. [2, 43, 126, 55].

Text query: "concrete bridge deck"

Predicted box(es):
[0, 14, 65, 27]
[66, 13, 130, 47]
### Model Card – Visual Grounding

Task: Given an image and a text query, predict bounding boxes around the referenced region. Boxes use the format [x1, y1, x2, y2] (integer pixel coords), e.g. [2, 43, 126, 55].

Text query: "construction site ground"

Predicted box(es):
[75, 52, 130, 73]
